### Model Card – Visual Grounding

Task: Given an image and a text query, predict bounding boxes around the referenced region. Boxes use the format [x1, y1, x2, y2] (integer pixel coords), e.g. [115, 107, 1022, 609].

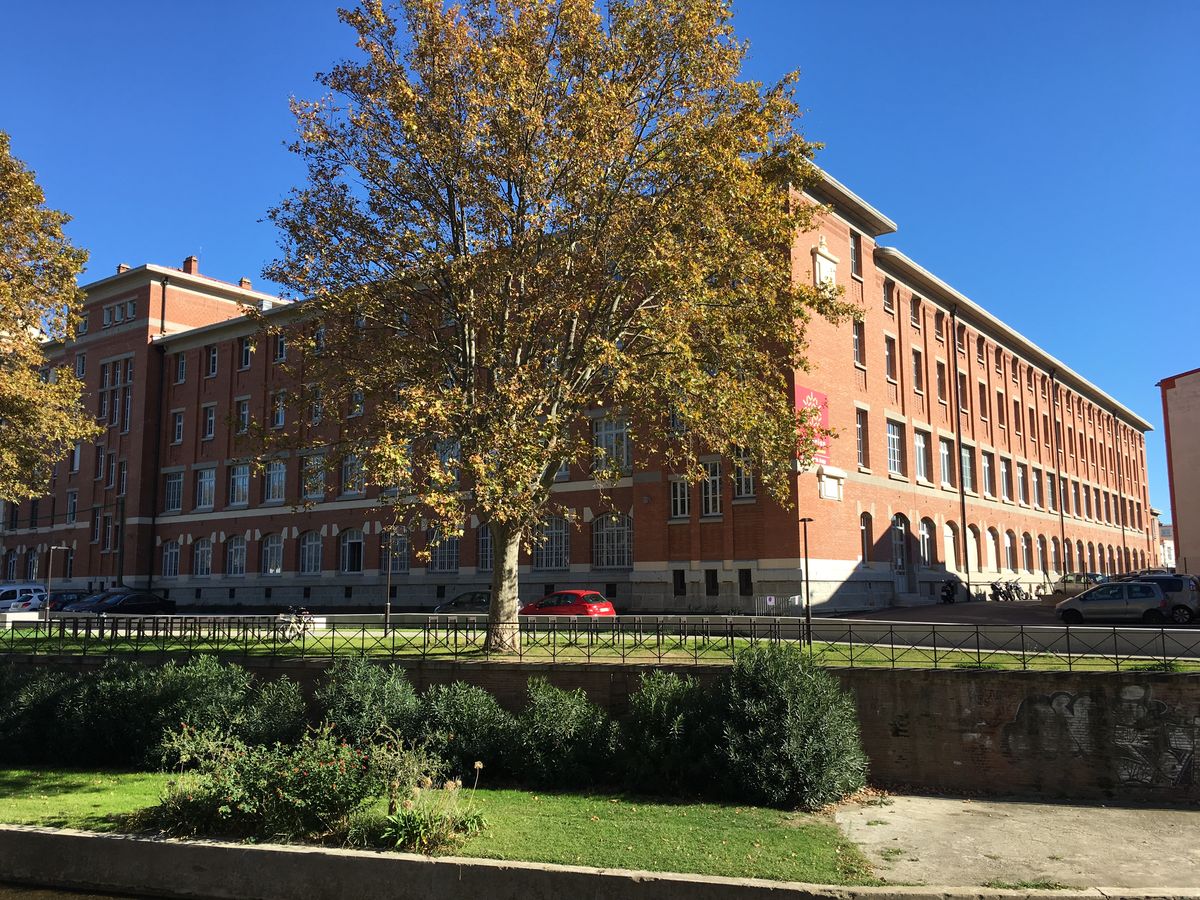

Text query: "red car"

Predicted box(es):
[519, 590, 616, 617]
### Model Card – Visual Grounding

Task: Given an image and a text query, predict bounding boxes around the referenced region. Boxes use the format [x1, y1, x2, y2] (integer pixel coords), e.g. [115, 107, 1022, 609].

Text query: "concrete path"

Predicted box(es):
[836, 793, 1200, 890]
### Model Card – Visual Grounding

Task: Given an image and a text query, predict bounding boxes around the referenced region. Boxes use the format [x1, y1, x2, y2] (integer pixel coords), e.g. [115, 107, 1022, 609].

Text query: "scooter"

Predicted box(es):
[940, 578, 960, 604]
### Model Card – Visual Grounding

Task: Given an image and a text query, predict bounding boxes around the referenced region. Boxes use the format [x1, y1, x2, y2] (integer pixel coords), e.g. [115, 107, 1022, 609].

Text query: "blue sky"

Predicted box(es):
[2, 1, 1196, 514]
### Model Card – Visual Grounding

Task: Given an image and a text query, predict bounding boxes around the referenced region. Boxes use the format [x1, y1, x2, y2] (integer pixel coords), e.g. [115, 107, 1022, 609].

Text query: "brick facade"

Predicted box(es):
[0, 171, 1156, 612]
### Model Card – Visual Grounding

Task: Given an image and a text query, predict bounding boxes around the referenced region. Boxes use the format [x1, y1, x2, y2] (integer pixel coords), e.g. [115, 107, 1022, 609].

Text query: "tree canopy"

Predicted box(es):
[0, 131, 98, 504]
[266, 0, 853, 648]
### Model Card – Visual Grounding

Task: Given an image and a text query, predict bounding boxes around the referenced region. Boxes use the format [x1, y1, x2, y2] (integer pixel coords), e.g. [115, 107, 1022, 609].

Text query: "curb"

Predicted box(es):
[2, 826, 1199, 900]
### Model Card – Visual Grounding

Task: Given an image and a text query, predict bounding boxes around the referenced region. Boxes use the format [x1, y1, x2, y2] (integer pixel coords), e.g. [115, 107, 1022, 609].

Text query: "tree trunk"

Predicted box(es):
[486, 523, 522, 653]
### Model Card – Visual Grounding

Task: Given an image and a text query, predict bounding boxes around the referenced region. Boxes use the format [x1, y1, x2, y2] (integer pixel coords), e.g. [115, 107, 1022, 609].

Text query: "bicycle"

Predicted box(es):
[275, 606, 315, 642]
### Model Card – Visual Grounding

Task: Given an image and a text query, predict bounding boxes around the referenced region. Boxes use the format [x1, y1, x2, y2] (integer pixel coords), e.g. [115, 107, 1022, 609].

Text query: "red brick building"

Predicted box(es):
[0, 172, 1156, 611]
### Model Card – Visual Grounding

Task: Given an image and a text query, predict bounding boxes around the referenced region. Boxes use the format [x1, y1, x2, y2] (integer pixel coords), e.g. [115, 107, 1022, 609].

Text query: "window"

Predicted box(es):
[118, 460, 127, 496]
[202, 405, 216, 440]
[99, 390, 109, 421]
[1047, 473, 1057, 511]
[303, 456, 325, 500]
[66, 491, 77, 524]
[229, 463, 250, 506]
[162, 541, 180, 578]
[238, 337, 252, 370]
[960, 446, 975, 492]
[1004, 531, 1016, 570]
[235, 399, 250, 434]
[856, 410, 869, 467]
[103, 307, 112, 328]
[193, 538, 212, 577]
[70, 442, 80, 472]
[274, 334, 287, 362]
[1032, 468, 1042, 507]
[264, 460, 286, 502]
[592, 513, 632, 569]
[918, 518, 935, 567]
[299, 532, 322, 574]
[1011, 357, 1019, 384]
[886, 421, 905, 475]
[476, 527, 493, 572]
[669, 480, 690, 518]
[1018, 464, 1029, 504]
[1084, 485, 1092, 519]
[860, 513, 873, 563]
[849, 231, 862, 277]
[976, 336, 985, 365]
[914, 431, 930, 481]
[78, 313, 88, 335]
[338, 454, 364, 495]
[427, 530, 460, 573]
[172, 412, 184, 444]
[981, 452, 995, 496]
[315, 326, 326, 353]
[1030, 410, 1038, 443]
[910, 297, 921, 327]
[936, 361, 947, 402]
[994, 347, 1002, 374]
[75, 354, 85, 378]
[733, 448, 755, 498]
[882, 280, 894, 312]
[955, 323, 966, 353]
[121, 387, 131, 433]
[1000, 458, 1011, 501]
[935, 311, 945, 341]
[852, 320, 865, 366]
[884, 336, 897, 381]
[592, 417, 631, 474]
[533, 516, 569, 570]
[978, 382, 988, 419]
[261, 534, 283, 576]
[175, 353, 186, 384]
[272, 392, 286, 429]
[206, 346, 218, 377]
[94, 446, 105, 480]
[308, 386, 324, 425]
[349, 389, 364, 417]
[957, 371, 968, 412]
[912, 349, 924, 392]
[1072, 481, 1081, 517]
[225, 535, 246, 576]
[164, 472, 183, 512]
[940, 438, 955, 487]
[339, 529, 364, 573]
[383, 531, 408, 574]
[1013, 399, 1022, 434]
[106, 453, 116, 488]
[195, 468, 215, 509]
[701, 461, 722, 516]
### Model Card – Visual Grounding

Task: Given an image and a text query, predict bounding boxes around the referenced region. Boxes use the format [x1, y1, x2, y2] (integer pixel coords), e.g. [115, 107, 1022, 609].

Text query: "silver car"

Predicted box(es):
[1056, 581, 1195, 625]
[1049, 572, 1108, 599]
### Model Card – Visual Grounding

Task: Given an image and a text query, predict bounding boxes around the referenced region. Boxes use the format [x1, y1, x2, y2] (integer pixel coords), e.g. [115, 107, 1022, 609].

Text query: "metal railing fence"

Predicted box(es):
[1, 614, 1198, 671]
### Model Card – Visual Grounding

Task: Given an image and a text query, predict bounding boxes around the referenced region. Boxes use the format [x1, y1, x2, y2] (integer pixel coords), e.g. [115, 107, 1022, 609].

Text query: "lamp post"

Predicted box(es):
[384, 531, 393, 635]
[44, 545, 69, 623]
[799, 518, 813, 649]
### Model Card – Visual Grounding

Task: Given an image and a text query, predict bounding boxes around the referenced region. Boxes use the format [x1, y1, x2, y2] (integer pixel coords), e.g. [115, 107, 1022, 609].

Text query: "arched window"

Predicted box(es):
[955, 323, 966, 353]
[261, 534, 283, 576]
[1088, 542, 1096, 573]
[162, 540, 180, 578]
[193, 538, 212, 577]
[859, 513, 873, 564]
[225, 535, 246, 576]
[1108, 546, 1116, 575]
[592, 513, 632, 569]
[25, 550, 38, 581]
[918, 518, 936, 567]
[339, 528, 364, 573]
[533, 516, 570, 571]
[382, 530, 408, 574]
[476, 526, 493, 572]
[988, 527, 1001, 572]
[427, 528, 460, 573]
[1038, 535, 1048, 574]
[1051, 537, 1060, 574]
[1022, 533, 1034, 572]
[943, 521, 960, 571]
[890, 514, 910, 570]
[1064, 540, 1074, 573]
[3, 550, 16, 581]
[1124, 547, 1132, 572]
[299, 531, 322, 574]
[1004, 530, 1017, 571]
[1076, 540, 1085, 572]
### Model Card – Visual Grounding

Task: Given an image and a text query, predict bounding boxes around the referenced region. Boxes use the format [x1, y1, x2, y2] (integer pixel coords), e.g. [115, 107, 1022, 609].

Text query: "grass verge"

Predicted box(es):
[0, 770, 876, 886]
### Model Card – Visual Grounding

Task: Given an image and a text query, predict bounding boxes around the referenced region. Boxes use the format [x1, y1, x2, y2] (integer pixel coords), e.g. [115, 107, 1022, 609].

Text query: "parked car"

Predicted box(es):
[1131, 574, 1199, 620]
[1048, 572, 1108, 598]
[47, 590, 93, 611]
[519, 590, 616, 617]
[433, 591, 491, 613]
[61, 590, 175, 615]
[0, 584, 48, 612]
[1056, 581, 1193, 625]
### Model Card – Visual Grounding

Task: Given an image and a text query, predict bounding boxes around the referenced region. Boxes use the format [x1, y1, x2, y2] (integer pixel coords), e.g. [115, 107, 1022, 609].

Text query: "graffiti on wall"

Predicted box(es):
[1002, 686, 1199, 788]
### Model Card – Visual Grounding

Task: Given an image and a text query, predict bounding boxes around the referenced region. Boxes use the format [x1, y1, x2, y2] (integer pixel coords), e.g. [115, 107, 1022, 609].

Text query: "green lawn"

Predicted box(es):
[0, 769, 875, 885]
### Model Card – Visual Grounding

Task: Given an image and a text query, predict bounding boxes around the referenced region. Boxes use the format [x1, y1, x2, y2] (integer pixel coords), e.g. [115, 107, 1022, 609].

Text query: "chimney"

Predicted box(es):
[238, 277, 252, 291]
[116, 263, 130, 274]
[182, 255, 199, 275]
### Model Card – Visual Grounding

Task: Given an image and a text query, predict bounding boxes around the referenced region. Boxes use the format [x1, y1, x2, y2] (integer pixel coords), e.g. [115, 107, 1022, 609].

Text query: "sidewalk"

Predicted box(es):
[836, 793, 1200, 890]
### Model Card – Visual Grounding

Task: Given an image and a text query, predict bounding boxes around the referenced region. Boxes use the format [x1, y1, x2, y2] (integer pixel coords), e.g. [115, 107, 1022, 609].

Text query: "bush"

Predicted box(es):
[239, 677, 308, 747]
[507, 678, 618, 788]
[420, 682, 516, 778]
[622, 670, 718, 795]
[149, 725, 377, 841]
[0, 666, 84, 764]
[314, 657, 420, 747]
[716, 644, 867, 810]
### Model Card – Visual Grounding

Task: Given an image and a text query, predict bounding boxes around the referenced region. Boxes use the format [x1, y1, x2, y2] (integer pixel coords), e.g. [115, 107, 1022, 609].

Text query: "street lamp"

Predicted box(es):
[384, 531, 393, 635]
[44, 545, 69, 622]
[799, 518, 813, 649]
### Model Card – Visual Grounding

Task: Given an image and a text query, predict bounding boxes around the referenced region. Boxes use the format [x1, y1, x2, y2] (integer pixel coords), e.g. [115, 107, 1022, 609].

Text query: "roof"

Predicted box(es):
[806, 168, 898, 238]
[875, 246, 1154, 433]
[1157, 365, 1200, 388]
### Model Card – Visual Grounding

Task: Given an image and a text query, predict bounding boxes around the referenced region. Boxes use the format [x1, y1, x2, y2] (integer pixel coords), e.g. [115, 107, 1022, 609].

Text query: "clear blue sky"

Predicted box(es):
[3, 1, 1196, 514]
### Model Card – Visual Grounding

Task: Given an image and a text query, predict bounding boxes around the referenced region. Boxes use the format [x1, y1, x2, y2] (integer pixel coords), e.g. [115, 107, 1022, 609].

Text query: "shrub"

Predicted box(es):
[420, 682, 516, 778]
[149, 725, 377, 841]
[0, 666, 84, 764]
[314, 657, 420, 747]
[716, 643, 867, 810]
[508, 677, 618, 788]
[239, 677, 308, 747]
[622, 670, 719, 795]
[376, 766, 486, 853]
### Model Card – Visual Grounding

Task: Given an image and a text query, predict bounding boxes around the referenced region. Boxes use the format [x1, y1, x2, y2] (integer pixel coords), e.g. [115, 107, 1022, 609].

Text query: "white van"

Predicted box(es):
[0, 583, 48, 612]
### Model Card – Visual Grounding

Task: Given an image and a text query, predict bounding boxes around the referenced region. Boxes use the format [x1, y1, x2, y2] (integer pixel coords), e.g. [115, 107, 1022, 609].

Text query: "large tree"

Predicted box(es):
[266, 0, 852, 650]
[0, 131, 98, 503]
